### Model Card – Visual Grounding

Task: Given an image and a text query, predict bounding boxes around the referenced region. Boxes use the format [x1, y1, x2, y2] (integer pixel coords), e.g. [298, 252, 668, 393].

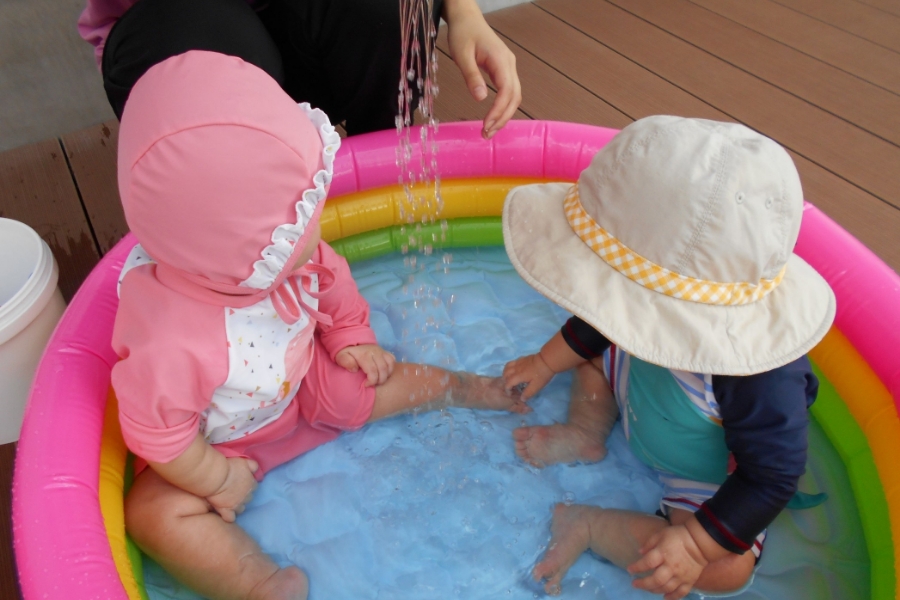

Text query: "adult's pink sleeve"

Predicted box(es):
[314, 242, 378, 359]
[77, 0, 137, 67]
[111, 266, 230, 463]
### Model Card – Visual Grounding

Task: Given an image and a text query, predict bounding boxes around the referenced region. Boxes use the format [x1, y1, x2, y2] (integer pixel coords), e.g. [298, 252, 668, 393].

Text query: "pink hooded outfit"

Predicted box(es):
[112, 51, 377, 478]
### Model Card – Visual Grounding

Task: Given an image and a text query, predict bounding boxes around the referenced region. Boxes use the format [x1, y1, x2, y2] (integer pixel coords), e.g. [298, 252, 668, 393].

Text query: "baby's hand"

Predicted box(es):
[206, 457, 259, 523]
[627, 524, 709, 600]
[502, 353, 555, 401]
[336, 344, 396, 387]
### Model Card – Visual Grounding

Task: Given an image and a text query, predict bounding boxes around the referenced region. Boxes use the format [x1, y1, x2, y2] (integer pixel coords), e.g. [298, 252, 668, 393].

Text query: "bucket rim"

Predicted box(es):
[0, 220, 60, 345]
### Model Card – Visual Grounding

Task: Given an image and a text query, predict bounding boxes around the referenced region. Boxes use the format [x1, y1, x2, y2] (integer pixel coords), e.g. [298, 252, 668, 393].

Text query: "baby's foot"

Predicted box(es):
[456, 374, 531, 413]
[513, 424, 606, 467]
[248, 566, 309, 600]
[533, 503, 596, 595]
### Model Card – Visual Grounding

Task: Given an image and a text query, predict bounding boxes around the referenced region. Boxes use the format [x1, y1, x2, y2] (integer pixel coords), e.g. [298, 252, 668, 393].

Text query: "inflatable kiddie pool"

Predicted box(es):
[12, 121, 900, 599]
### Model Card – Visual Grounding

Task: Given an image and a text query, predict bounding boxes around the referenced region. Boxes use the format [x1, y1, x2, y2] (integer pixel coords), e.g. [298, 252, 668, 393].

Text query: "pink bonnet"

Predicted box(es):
[118, 50, 340, 292]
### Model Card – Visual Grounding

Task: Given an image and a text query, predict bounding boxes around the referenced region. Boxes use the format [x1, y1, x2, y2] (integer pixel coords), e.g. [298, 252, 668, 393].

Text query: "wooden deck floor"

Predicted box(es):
[1, 0, 898, 597]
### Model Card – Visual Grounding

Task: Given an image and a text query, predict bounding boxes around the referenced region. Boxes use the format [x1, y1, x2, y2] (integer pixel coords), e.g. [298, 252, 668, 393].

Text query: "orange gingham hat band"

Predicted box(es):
[563, 184, 786, 306]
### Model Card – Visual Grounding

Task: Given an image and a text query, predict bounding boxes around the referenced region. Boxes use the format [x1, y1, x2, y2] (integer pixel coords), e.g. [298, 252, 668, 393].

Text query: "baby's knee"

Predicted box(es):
[124, 471, 210, 545]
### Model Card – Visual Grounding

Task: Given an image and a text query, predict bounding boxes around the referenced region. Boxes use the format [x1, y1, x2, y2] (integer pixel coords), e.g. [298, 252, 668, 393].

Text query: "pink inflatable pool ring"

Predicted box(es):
[12, 121, 900, 600]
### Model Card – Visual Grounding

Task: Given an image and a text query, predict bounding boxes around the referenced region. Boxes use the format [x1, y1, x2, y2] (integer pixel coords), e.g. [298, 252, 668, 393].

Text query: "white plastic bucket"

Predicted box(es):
[0, 218, 66, 444]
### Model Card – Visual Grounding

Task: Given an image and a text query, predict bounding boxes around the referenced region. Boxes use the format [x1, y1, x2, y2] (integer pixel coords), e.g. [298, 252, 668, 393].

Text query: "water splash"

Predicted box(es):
[397, 0, 443, 228]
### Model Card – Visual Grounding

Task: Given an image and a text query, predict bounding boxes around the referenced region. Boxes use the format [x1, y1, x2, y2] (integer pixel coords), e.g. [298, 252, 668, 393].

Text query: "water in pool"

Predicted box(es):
[143, 247, 869, 600]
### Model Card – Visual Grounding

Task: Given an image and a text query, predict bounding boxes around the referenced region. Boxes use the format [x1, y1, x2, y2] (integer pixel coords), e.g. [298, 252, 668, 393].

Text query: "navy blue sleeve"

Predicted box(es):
[695, 357, 818, 554]
[560, 316, 611, 360]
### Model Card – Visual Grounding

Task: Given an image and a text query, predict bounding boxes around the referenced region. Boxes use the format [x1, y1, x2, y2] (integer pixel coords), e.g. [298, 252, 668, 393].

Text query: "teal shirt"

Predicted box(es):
[623, 356, 730, 484]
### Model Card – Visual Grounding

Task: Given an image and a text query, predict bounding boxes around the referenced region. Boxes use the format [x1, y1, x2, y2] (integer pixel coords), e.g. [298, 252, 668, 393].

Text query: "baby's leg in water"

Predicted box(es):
[533, 503, 668, 595]
[125, 469, 308, 600]
[367, 364, 529, 421]
[514, 360, 618, 467]
[533, 504, 756, 597]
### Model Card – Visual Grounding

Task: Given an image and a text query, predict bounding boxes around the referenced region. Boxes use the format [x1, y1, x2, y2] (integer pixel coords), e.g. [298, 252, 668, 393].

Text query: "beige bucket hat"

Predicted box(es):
[503, 116, 835, 375]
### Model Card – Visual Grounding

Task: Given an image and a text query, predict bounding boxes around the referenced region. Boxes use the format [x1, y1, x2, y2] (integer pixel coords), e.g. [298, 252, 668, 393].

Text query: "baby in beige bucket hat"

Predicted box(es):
[501, 116, 835, 598]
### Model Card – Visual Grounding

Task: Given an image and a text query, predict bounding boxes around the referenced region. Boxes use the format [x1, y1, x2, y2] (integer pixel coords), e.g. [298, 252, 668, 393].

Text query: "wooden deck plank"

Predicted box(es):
[438, 29, 632, 129]
[489, 1, 900, 273]
[495, 32, 632, 128]
[536, 0, 900, 209]
[855, 0, 900, 18]
[609, 0, 900, 146]
[771, 0, 900, 52]
[0, 443, 20, 600]
[60, 121, 128, 255]
[689, 0, 900, 96]
[790, 152, 900, 271]
[487, 3, 728, 122]
[0, 139, 100, 301]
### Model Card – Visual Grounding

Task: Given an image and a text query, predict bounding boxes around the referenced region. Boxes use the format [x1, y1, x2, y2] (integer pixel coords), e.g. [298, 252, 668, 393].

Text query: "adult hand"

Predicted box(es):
[627, 524, 709, 600]
[444, 0, 521, 139]
[206, 457, 259, 523]
[335, 344, 396, 387]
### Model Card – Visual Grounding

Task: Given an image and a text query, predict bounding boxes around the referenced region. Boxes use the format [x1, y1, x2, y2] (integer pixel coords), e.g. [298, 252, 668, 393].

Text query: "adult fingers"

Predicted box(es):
[455, 44, 489, 102]
[481, 52, 520, 138]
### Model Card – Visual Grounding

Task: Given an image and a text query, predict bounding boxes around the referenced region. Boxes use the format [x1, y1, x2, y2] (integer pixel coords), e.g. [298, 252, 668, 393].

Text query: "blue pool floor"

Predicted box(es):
[145, 246, 869, 600]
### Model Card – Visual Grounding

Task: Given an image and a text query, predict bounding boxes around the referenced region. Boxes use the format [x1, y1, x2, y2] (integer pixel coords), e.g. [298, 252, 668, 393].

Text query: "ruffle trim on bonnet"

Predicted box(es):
[241, 103, 341, 290]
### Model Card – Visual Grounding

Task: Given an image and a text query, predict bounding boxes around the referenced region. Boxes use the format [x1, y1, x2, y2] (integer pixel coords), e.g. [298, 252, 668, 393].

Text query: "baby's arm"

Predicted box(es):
[148, 433, 258, 523]
[630, 357, 818, 598]
[313, 242, 395, 384]
[626, 516, 729, 599]
[503, 331, 585, 400]
[314, 242, 379, 356]
[443, 0, 521, 139]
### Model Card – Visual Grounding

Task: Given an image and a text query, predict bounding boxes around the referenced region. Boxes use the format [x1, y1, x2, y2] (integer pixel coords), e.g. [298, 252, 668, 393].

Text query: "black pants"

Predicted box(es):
[102, 0, 442, 135]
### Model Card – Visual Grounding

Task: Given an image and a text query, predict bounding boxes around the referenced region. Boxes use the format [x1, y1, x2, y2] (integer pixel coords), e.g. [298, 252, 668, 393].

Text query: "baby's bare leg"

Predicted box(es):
[368, 363, 528, 422]
[533, 503, 667, 595]
[534, 504, 755, 596]
[126, 469, 308, 600]
[514, 361, 618, 467]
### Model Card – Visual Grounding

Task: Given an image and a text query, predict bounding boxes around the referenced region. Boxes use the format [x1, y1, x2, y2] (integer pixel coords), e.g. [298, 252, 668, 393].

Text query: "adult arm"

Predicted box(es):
[442, 0, 521, 139]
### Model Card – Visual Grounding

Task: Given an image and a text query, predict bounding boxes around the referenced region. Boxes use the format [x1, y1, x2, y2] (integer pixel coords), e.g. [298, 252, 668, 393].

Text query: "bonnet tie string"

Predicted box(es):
[155, 261, 337, 326]
[270, 263, 335, 326]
